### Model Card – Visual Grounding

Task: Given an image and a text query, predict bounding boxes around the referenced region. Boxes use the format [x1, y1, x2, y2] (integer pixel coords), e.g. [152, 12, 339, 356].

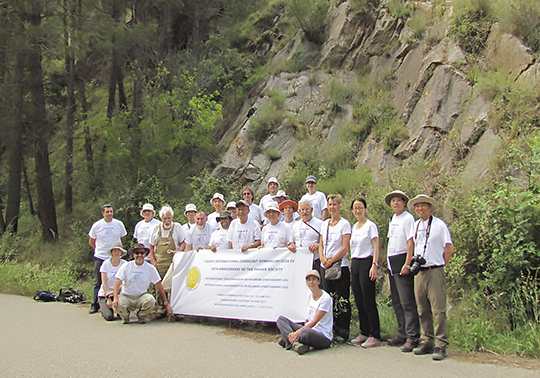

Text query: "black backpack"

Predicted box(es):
[58, 287, 86, 303]
[33, 291, 59, 302]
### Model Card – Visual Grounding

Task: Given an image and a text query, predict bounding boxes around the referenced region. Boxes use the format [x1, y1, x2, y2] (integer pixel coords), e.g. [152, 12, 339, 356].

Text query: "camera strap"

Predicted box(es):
[414, 215, 433, 257]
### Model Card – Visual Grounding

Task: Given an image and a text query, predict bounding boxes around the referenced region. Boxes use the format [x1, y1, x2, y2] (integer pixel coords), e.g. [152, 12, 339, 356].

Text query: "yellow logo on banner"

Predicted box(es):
[186, 267, 200, 290]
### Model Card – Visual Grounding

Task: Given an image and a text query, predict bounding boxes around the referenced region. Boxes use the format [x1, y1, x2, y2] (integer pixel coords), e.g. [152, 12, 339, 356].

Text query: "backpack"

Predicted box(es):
[34, 291, 59, 302]
[58, 287, 86, 303]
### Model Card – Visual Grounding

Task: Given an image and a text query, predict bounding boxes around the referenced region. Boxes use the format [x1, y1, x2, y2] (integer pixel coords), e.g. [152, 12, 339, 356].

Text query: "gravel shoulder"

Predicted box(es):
[1, 294, 538, 378]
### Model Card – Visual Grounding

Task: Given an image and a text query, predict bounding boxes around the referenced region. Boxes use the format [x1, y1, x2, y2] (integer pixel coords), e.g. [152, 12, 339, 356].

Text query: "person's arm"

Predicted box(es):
[288, 309, 327, 343]
[321, 209, 328, 221]
[444, 243, 454, 264]
[400, 238, 414, 275]
[120, 236, 125, 243]
[369, 237, 380, 281]
[101, 272, 110, 296]
[318, 234, 327, 266]
[88, 237, 96, 249]
[287, 241, 296, 253]
[185, 244, 192, 251]
[155, 281, 173, 315]
[149, 244, 157, 266]
[228, 241, 233, 249]
[242, 240, 261, 252]
[325, 233, 350, 269]
[112, 279, 122, 308]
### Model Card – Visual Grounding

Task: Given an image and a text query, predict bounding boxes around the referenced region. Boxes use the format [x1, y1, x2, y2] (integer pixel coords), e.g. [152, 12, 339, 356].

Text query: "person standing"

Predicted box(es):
[133, 203, 160, 262]
[208, 193, 225, 228]
[88, 204, 127, 314]
[280, 199, 298, 231]
[260, 202, 291, 249]
[149, 206, 186, 319]
[227, 200, 261, 251]
[408, 195, 454, 361]
[226, 202, 238, 220]
[384, 190, 420, 352]
[288, 199, 323, 273]
[300, 175, 328, 220]
[241, 187, 264, 226]
[182, 204, 197, 233]
[209, 211, 233, 252]
[185, 211, 214, 251]
[259, 177, 280, 211]
[318, 194, 351, 342]
[349, 198, 381, 348]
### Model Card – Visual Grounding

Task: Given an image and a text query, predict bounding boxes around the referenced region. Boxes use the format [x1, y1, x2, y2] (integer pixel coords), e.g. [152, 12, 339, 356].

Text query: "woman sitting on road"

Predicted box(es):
[276, 270, 333, 355]
[98, 241, 127, 321]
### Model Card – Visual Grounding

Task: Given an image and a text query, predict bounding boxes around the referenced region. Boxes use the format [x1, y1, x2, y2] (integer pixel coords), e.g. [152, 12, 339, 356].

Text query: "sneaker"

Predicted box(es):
[333, 335, 346, 344]
[292, 341, 310, 355]
[351, 334, 368, 345]
[432, 347, 446, 361]
[413, 343, 434, 355]
[387, 337, 405, 347]
[361, 337, 381, 348]
[401, 341, 418, 353]
[174, 315, 184, 322]
[154, 313, 167, 320]
[122, 318, 130, 324]
[89, 305, 99, 314]
[278, 338, 287, 348]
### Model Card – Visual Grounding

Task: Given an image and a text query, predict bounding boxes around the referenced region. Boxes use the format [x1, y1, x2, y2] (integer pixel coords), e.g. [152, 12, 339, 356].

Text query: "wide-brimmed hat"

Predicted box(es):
[264, 202, 282, 217]
[384, 190, 410, 207]
[108, 241, 127, 257]
[235, 199, 250, 208]
[226, 201, 236, 209]
[184, 204, 197, 216]
[140, 203, 155, 217]
[129, 243, 150, 256]
[267, 177, 280, 189]
[216, 210, 232, 222]
[279, 200, 298, 212]
[408, 194, 438, 212]
[305, 269, 321, 280]
[210, 193, 225, 206]
[272, 190, 289, 200]
[305, 175, 317, 184]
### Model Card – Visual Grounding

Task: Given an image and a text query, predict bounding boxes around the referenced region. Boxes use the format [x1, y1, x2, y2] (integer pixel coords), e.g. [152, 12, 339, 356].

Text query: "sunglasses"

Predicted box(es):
[133, 250, 146, 255]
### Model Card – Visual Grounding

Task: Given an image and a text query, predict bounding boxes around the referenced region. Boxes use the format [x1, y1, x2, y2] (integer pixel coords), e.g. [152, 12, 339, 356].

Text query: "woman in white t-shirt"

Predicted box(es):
[349, 198, 381, 348]
[276, 270, 333, 354]
[98, 241, 127, 321]
[318, 194, 351, 342]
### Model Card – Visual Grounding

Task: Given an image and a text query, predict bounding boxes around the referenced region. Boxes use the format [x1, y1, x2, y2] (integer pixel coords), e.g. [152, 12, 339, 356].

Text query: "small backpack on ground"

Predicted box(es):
[58, 287, 86, 303]
[33, 291, 59, 302]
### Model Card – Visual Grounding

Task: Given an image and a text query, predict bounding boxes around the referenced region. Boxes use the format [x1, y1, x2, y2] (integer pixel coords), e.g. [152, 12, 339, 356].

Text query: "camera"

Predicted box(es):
[409, 255, 426, 275]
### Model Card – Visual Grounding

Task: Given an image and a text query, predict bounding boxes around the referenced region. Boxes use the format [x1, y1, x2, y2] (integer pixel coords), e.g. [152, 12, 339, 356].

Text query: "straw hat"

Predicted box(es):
[384, 190, 410, 207]
[108, 241, 127, 257]
[407, 194, 438, 212]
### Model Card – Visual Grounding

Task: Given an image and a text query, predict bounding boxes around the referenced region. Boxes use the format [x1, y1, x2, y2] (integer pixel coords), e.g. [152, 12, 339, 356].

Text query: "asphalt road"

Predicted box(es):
[0, 294, 538, 378]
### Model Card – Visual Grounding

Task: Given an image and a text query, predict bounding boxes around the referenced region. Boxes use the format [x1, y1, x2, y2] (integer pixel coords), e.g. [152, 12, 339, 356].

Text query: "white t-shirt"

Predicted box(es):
[261, 222, 291, 249]
[207, 212, 220, 228]
[387, 211, 415, 257]
[98, 258, 127, 297]
[292, 218, 323, 260]
[300, 191, 328, 220]
[149, 222, 186, 250]
[350, 219, 379, 259]
[182, 222, 196, 233]
[308, 290, 333, 341]
[116, 261, 161, 296]
[320, 218, 351, 267]
[259, 194, 276, 211]
[88, 218, 127, 260]
[186, 224, 215, 250]
[134, 219, 160, 261]
[248, 203, 265, 224]
[412, 216, 453, 267]
[283, 219, 297, 231]
[227, 218, 262, 249]
[209, 228, 230, 250]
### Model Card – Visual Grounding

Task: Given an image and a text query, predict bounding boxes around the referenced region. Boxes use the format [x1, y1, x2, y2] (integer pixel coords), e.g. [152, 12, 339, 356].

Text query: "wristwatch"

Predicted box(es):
[164, 301, 169, 306]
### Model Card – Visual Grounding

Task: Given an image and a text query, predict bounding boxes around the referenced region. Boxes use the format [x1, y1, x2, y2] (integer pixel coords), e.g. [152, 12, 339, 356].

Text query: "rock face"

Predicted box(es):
[212, 1, 540, 196]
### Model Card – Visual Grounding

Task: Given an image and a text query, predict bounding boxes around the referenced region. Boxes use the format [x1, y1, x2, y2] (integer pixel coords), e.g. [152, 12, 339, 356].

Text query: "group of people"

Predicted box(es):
[87, 175, 454, 360]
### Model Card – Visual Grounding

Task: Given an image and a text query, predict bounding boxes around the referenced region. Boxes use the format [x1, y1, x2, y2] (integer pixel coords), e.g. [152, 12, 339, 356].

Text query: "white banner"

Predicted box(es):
[169, 248, 313, 322]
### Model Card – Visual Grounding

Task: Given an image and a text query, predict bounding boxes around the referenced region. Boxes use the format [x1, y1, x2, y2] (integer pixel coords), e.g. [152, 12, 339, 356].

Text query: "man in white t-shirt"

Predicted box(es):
[289, 199, 323, 272]
[88, 204, 127, 314]
[185, 211, 214, 251]
[207, 193, 225, 228]
[227, 200, 261, 251]
[260, 202, 291, 249]
[241, 187, 264, 225]
[133, 203, 160, 261]
[182, 204, 197, 233]
[300, 175, 328, 220]
[226, 202, 238, 220]
[209, 210, 233, 252]
[408, 195, 454, 361]
[113, 244, 172, 324]
[259, 177, 280, 211]
[384, 190, 420, 353]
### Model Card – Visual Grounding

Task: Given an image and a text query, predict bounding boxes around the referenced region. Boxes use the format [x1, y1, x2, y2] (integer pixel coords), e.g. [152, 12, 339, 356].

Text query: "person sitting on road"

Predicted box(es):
[276, 270, 333, 355]
[98, 241, 127, 321]
[113, 243, 172, 324]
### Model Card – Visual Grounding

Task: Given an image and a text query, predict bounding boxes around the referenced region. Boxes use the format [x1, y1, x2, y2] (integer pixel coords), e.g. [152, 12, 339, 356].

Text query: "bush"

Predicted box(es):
[264, 147, 282, 161]
[288, 0, 330, 44]
[324, 77, 358, 109]
[499, 0, 540, 53]
[349, 0, 381, 15]
[385, 0, 412, 19]
[248, 91, 286, 142]
[450, 0, 495, 54]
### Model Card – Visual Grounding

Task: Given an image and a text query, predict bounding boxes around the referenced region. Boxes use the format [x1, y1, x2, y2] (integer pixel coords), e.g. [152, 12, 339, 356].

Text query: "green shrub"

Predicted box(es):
[288, 0, 330, 44]
[248, 91, 286, 142]
[499, 0, 540, 53]
[324, 78, 358, 109]
[450, 0, 495, 54]
[385, 0, 412, 19]
[349, 0, 381, 15]
[317, 168, 372, 198]
[264, 147, 282, 161]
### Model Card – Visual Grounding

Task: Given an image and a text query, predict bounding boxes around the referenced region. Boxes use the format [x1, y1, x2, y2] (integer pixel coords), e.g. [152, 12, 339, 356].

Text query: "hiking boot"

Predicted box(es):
[154, 313, 166, 320]
[89, 305, 99, 314]
[333, 335, 346, 344]
[361, 337, 381, 348]
[174, 315, 184, 322]
[292, 341, 310, 355]
[432, 347, 446, 361]
[351, 334, 368, 345]
[122, 318, 130, 324]
[387, 337, 405, 347]
[413, 343, 434, 355]
[278, 338, 287, 348]
[401, 341, 418, 353]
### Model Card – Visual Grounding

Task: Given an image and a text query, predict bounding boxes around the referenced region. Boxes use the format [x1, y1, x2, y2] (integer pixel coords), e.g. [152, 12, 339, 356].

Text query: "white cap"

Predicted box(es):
[140, 203, 155, 217]
[264, 201, 282, 216]
[184, 204, 197, 216]
[226, 201, 237, 209]
[210, 193, 225, 206]
[272, 190, 288, 200]
[267, 177, 280, 189]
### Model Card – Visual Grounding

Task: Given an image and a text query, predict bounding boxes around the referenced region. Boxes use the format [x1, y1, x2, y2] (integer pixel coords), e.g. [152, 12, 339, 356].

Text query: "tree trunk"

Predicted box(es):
[5, 27, 25, 232]
[64, 0, 75, 214]
[27, 6, 58, 240]
[22, 156, 35, 216]
[106, 3, 122, 120]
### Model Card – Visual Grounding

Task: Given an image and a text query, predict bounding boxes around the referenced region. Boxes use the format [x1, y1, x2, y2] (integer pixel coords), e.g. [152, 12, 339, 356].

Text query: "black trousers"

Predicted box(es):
[389, 271, 420, 343]
[321, 266, 351, 340]
[350, 257, 380, 339]
[276, 316, 332, 350]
